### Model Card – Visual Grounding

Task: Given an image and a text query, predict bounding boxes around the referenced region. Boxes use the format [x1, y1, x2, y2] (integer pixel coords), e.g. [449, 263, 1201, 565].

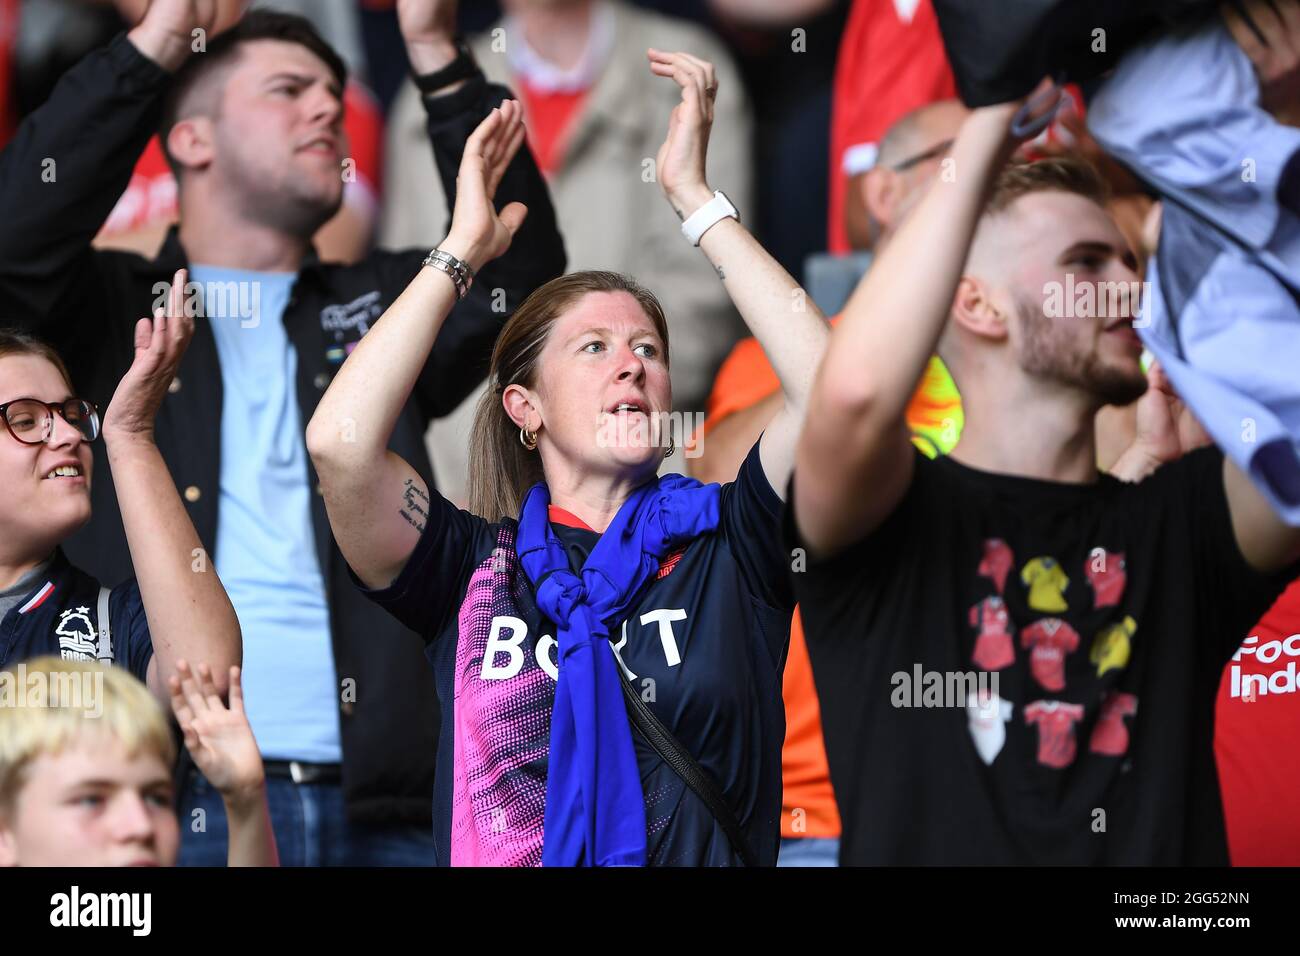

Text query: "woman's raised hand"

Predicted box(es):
[442, 99, 530, 272]
[102, 267, 194, 445]
[648, 49, 718, 218]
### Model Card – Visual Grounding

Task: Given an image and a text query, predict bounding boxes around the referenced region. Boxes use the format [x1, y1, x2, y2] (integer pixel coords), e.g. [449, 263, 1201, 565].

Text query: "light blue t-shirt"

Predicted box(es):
[192, 265, 340, 762]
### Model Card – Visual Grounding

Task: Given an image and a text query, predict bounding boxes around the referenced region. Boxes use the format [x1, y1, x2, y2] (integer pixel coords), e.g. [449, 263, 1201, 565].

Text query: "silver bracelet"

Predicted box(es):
[422, 248, 476, 300]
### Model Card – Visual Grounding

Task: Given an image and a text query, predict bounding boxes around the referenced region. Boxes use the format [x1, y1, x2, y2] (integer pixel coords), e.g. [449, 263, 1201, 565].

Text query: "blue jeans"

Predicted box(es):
[176, 768, 437, 867]
[777, 836, 840, 867]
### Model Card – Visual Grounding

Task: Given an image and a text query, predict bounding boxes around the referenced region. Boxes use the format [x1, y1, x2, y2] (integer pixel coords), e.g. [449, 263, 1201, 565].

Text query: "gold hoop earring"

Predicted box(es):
[520, 424, 538, 451]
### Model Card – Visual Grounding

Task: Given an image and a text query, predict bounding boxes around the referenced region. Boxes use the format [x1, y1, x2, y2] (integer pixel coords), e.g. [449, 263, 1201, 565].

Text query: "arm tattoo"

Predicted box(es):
[715, 265, 726, 281]
[399, 478, 430, 533]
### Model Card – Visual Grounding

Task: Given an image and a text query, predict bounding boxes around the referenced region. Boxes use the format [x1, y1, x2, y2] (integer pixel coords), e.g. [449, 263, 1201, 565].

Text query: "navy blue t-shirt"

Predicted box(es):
[355, 442, 793, 866]
[0, 548, 153, 682]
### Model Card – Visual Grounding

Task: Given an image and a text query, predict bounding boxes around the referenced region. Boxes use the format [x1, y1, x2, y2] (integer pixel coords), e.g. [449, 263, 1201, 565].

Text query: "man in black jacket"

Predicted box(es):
[0, 0, 564, 865]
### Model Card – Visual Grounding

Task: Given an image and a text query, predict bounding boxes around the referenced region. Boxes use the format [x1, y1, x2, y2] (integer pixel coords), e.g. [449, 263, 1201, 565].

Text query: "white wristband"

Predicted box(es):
[681, 190, 739, 246]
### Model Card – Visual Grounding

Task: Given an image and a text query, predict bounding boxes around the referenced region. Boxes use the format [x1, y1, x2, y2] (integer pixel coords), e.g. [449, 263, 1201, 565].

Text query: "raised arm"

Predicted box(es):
[1225, 461, 1300, 573]
[0, 0, 211, 324]
[794, 101, 1030, 558]
[102, 269, 241, 703]
[388, 0, 566, 421]
[306, 104, 528, 589]
[170, 662, 278, 867]
[648, 51, 828, 498]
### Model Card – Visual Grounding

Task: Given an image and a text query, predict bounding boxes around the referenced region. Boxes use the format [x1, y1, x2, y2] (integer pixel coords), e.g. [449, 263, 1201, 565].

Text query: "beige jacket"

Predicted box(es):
[381, 0, 754, 413]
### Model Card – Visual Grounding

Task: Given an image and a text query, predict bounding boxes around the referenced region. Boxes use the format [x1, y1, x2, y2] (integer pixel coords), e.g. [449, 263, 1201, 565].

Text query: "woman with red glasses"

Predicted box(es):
[0, 269, 241, 704]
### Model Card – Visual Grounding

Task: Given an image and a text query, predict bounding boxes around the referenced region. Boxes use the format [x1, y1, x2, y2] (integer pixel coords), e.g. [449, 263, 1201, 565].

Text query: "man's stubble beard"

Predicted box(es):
[1016, 292, 1147, 407]
[218, 140, 341, 240]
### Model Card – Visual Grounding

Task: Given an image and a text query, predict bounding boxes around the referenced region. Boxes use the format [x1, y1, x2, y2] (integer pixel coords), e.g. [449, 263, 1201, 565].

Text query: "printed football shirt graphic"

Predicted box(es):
[1090, 615, 1136, 677]
[963, 540, 1143, 774]
[1024, 700, 1085, 768]
[1089, 690, 1138, 756]
[1085, 549, 1127, 608]
[969, 596, 1015, 670]
[967, 690, 1013, 765]
[978, 538, 1014, 595]
[1020, 618, 1080, 692]
[1021, 556, 1070, 612]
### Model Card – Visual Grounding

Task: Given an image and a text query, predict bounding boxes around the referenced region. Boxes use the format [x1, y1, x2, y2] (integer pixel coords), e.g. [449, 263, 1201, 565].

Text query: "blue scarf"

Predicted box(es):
[516, 474, 721, 867]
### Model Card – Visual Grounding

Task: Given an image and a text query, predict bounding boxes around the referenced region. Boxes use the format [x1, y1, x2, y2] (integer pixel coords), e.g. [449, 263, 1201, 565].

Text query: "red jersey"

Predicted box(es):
[969, 595, 1014, 671]
[1215, 578, 1300, 865]
[827, 0, 956, 253]
[0, 0, 17, 148]
[1024, 700, 1085, 769]
[1085, 549, 1127, 608]
[1020, 618, 1080, 693]
[1089, 690, 1138, 756]
[977, 537, 1014, 595]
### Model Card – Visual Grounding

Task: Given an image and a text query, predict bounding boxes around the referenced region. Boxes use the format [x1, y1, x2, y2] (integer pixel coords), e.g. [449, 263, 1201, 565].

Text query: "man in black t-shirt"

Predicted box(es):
[786, 95, 1300, 863]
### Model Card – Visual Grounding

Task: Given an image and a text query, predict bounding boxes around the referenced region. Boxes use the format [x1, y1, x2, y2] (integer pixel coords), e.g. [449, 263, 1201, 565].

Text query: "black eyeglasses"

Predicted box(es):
[0, 398, 100, 445]
[890, 138, 955, 173]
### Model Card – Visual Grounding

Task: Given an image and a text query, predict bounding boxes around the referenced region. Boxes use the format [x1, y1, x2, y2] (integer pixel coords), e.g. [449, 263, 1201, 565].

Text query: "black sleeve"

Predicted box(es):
[349, 488, 497, 643]
[781, 447, 932, 626]
[717, 439, 796, 611]
[0, 33, 169, 323]
[1156, 447, 1300, 664]
[379, 71, 567, 422]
